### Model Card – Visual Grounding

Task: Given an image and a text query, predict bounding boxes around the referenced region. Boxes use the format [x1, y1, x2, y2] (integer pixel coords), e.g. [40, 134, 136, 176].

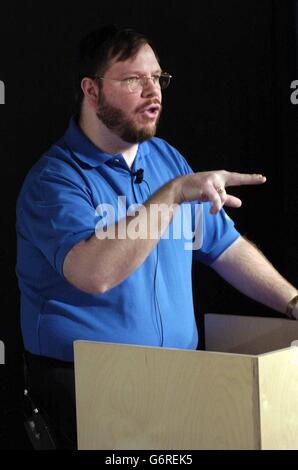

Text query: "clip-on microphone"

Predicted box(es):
[132, 168, 144, 184]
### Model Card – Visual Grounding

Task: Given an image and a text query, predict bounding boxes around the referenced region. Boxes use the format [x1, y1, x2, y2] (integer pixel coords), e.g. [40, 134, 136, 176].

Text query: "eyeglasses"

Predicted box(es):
[93, 73, 172, 93]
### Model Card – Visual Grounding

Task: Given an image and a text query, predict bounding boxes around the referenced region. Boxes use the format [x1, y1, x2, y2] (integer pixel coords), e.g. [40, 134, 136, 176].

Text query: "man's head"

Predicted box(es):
[75, 25, 171, 144]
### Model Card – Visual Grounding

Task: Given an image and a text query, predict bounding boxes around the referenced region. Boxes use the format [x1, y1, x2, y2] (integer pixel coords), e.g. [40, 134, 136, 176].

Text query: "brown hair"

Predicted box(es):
[74, 24, 159, 113]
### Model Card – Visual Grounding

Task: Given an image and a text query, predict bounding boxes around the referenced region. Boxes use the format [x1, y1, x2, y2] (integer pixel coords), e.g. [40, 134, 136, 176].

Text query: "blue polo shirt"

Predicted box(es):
[16, 116, 240, 361]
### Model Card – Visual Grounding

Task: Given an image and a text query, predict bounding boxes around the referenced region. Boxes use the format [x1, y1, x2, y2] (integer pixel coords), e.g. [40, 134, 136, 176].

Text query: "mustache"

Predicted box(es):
[135, 99, 162, 113]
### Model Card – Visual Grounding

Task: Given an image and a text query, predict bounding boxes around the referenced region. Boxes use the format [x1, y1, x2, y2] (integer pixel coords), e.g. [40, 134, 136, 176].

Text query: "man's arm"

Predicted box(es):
[63, 170, 265, 294]
[63, 179, 178, 294]
[211, 236, 298, 319]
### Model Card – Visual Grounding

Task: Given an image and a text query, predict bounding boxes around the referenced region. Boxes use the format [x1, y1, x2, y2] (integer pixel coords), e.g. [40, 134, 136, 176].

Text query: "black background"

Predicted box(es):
[0, 0, 297, 450]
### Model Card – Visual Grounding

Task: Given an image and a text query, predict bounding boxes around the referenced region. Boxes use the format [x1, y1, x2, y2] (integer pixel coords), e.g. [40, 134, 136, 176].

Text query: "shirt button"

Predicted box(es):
[113, 158, 120, 166]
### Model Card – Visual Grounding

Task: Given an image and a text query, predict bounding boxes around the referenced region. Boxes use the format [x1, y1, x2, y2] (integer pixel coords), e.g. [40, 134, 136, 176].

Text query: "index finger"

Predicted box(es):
[224, 172, 266, 187]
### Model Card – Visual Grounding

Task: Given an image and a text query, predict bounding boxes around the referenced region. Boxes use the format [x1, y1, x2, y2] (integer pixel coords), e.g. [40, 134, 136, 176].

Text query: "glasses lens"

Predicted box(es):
[126, 78, 140, 93]
[160, 74, 171, 90]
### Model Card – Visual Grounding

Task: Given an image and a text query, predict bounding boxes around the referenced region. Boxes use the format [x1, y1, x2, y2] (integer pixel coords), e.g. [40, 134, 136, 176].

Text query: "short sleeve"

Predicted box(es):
[17, 167, 97, 277]
[193, 202, 240, 265]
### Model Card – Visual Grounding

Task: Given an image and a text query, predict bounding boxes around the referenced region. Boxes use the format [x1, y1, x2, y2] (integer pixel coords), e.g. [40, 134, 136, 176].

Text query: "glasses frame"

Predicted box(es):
[92, 72, 172, 93]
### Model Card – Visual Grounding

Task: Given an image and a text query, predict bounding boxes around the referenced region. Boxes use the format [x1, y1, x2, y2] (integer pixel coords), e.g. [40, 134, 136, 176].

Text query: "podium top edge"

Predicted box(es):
[204, 313, 291, 321]
[73, 340, 258, 358]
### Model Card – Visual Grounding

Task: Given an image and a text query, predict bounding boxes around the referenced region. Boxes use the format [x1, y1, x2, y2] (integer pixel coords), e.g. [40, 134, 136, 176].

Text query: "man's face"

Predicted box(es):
[96, 43, 163, 143]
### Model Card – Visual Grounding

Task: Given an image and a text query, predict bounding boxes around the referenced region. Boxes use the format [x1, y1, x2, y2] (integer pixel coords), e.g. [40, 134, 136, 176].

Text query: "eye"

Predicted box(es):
[152, 75, 161, 84]
[125, 76, 140, 85]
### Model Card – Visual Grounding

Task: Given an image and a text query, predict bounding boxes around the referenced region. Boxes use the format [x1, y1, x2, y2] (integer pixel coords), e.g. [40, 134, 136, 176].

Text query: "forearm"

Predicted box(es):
[63, 179, 179, 293]
[63, 170, 267, 294]
[211, 236, 298, 315]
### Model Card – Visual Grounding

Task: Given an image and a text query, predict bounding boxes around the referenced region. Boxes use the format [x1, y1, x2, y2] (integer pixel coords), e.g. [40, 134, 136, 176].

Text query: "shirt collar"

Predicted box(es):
[62, 115, 147, 170]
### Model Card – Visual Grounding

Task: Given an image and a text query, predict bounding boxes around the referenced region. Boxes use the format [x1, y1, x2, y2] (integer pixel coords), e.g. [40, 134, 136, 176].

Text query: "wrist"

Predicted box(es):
[168, 177, 184, 205]
[285, 294, 298, 320]
[293, 302, 298, 320]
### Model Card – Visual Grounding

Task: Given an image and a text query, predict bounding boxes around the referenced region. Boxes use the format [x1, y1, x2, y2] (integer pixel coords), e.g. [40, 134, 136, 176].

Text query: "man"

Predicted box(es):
[16, 25, 298, 448]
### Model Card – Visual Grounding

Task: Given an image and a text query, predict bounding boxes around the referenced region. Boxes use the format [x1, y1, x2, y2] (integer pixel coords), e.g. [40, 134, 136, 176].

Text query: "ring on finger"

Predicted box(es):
[215, 186, 225, 195]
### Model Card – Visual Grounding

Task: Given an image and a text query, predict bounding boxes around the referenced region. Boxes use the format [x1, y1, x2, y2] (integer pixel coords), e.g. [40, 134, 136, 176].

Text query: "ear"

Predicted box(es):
[81, 77, 100, 110]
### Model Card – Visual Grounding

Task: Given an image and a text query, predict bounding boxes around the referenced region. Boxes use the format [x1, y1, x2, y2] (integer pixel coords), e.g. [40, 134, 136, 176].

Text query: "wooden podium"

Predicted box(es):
[74, 314, 298, 450]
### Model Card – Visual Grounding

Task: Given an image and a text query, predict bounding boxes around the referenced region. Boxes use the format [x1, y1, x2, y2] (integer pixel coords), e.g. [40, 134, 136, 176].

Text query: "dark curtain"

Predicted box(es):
[0, 0, 297, 449]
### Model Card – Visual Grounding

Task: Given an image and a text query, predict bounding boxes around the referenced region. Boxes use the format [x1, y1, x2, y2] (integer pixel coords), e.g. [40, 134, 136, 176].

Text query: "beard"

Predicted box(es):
[96, 92, 162, 144]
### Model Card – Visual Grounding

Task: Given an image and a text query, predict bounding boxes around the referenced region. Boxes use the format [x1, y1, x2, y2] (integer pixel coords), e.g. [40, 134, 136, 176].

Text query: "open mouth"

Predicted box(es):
[140, 104, 160, 119]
